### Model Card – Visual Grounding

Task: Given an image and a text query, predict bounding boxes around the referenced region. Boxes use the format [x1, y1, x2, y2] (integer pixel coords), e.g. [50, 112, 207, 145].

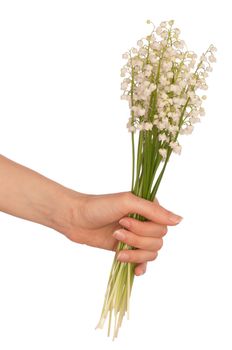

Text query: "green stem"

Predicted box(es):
[131, 131, 135, 191]
[150, 149, 172, 200]
[130, 52, 135, 192]
[133, 131, 143, 195]
[146, 154, 162, 197]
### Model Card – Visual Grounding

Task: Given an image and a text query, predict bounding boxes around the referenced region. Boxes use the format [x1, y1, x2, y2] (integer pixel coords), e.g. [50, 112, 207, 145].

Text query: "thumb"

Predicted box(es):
[123, 192, 183, 226]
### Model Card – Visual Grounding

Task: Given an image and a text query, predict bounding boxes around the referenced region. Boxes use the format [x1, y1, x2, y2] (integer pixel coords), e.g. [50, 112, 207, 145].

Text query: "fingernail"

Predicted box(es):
[119, 218, 130, 228]
[169, 213, 183, 224]
[139, 269, 145, 276]
[113, 230, 125, 240]
[117, 252, 129, 261]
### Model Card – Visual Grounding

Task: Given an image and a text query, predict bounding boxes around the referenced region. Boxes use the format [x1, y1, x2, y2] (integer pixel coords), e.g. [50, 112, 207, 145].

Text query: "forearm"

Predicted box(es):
[0, 155, 78, 231]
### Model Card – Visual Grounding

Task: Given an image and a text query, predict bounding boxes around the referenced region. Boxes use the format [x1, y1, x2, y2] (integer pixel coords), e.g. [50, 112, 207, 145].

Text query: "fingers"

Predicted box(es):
[119, 217, 168, 238]
[123, 192, 183, 226]
[113, 229, 163, 251]
[113, 212, 166, 276]
[117, 249, 158, 264]
[112, 193, 183, 276]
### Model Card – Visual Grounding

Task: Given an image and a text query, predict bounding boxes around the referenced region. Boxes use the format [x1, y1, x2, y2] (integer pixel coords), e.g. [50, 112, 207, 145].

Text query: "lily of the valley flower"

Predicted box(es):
[120, 20, 216, 160]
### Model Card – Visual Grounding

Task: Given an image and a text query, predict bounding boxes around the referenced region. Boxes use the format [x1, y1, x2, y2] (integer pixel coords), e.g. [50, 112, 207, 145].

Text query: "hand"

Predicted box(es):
[59, 190, 183, 277]
[0, 155, 182, 277]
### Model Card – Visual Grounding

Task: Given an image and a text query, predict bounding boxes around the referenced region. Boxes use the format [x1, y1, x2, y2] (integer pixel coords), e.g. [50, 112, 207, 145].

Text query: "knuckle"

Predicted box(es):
[128, 233, 139, 248]
[156, 238, 163, 250]
[150, 251, 158, 261]
[123, 191, 131, 199]
[127, 252, 134, 262]
[127, 191, 135, 201]
[130, 251, 143, 263]
[162, 226, 168, 236]
[153, 198, 159, 205]
[121, 191, 133, 208]
[123, 233, 130, 245]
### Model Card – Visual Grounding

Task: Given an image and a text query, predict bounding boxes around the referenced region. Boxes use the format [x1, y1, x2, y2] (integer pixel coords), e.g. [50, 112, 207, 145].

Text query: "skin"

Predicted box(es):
[0, 154, 182, 276]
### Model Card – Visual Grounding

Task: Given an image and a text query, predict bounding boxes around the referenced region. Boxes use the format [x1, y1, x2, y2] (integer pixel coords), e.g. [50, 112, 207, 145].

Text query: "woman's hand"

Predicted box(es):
[59, 190, 182, 276]
[0, 155, 182, 277]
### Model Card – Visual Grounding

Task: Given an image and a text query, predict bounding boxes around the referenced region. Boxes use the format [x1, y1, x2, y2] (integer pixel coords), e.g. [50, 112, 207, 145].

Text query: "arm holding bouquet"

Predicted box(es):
[0, 155, 181, 276]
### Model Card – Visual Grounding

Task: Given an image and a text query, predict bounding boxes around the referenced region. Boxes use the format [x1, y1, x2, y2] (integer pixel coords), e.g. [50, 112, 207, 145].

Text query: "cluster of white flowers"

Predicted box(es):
[121, 20, 216, 159]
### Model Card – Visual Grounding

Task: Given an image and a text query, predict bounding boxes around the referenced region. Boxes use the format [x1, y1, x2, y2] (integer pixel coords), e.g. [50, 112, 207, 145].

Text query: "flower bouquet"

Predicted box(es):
[96, 19, 216, 340]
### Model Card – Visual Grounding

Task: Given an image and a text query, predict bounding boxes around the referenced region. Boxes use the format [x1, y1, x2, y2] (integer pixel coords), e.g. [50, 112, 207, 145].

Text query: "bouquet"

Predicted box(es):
[96, 19, 216, 340]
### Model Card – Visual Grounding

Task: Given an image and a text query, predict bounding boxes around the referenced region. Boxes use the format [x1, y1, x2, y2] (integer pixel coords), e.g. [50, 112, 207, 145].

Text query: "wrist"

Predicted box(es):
[48, 185, 86, 236]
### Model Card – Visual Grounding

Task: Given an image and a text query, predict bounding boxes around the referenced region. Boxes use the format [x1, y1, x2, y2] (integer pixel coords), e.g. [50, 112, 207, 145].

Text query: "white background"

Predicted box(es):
[0, 0, 231, 349]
